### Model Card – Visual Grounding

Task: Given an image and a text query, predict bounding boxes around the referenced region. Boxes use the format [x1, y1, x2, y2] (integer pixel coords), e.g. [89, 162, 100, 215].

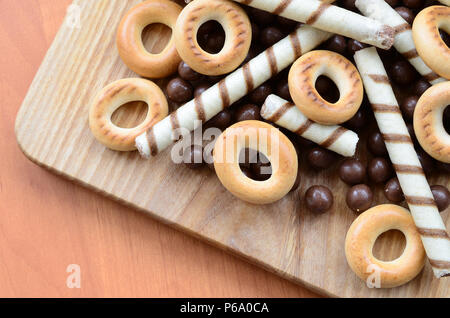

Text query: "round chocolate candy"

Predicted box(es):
[276, 79, 291, 101]
[250, 154, 272, 181]
[194, 82, 210, 97]
[178, 61, 202, 82]
[183, 145, 204, 169]
[249, 83, 273, 105]
[307, 147, 336, 170]
[347, 39, 369, 55]
[402, 0, 425, 9]
[345, 108, 367, 131]
[416, 147, 435, 175]
[325, 35, 347, 55]
[234, 104, 261, 122]
[389, 60, 417, 85]
[400, 95, 419, 122]
[206, 32, 225, 54]
[413, 79, 431, 96]
[395, 6, 415, 25]
[341, 0, 357, 11]
[431, 185, 450, 212]
[315, 76, 339, 103]
[260, 27, 284, 48]
[346, 184, 373, 213]
[247, 7, 275, 26]
[207, 109, 232, 130]
[339, 158, 366, 185]
[384, 177, 405, 203]
[368, 157, 393, 183]
[385, 0, 399, 6]
[167, 77, 193, 103]
[367, 131, 388, 157]
[240, 165, 254, 179]
[276, 15, 298, 31]
[305, 185, 334, 214]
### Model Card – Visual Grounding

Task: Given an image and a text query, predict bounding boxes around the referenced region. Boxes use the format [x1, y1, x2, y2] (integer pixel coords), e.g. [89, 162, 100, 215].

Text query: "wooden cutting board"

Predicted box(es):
[14, 0, 449, 297]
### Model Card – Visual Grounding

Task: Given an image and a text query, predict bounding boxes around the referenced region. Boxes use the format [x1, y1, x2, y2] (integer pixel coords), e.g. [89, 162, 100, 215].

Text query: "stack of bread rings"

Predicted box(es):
[88, 0, 450, 290]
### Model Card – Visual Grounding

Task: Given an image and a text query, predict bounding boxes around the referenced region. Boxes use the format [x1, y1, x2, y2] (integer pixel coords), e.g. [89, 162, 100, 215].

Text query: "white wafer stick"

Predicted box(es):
[261, 95, 359, 157]
[438, 0, 450, 6]
[232, 0, 394, 49]
[355, 0, 446, 85]
[135, 25, 331, 157]
[354, 47, 450, 278]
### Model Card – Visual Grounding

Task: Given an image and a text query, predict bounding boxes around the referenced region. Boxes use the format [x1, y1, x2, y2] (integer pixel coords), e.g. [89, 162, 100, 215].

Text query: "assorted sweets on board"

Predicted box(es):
[87, 0, 450, 289]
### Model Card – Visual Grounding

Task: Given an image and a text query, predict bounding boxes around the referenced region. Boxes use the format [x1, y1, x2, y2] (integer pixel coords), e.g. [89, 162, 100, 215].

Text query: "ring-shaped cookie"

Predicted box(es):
[117, 0, 182, 78]
[413, 81, 450, 163]
[345, 204, 426, 288]
[89, 78, 168, 151]
[413, 6, 450, 80]
[213, 121, 298, 205]
[174, 0, 252, 76]
[288, 50, 364, 125]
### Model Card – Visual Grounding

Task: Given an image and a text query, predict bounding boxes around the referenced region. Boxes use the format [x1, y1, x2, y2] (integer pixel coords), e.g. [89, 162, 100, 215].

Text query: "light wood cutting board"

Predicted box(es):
[14, 0, 449, 297]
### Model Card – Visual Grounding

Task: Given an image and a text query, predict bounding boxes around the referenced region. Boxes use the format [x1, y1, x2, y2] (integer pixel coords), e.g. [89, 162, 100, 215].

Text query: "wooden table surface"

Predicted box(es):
[0, 0, 318, 298]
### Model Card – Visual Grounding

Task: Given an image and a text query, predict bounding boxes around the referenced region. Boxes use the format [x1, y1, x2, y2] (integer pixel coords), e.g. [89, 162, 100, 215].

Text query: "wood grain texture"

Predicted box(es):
[13, 0, 450, 297]
[1, 0, 317, 298]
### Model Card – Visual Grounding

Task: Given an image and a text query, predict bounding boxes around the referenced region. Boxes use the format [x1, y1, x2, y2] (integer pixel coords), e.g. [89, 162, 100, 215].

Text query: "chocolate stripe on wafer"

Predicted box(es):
[356, 0, 445, 85]
[355, 46, 450, 278]
[371, 104, 401, 113]
[261, 94, 359, 157]
[232, 0, 394, 49]
[135, 25, 331, 158]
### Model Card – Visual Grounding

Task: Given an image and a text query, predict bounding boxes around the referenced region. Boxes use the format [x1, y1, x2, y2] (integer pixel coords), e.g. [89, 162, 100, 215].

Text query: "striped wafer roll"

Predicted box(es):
[355, 0, 445, 85]
[135, 25, 331, 157]
[354, 47, 450, 278]
[233, 0, 394, 49]
[438, 0, 450, 6]
[261, 95, 359, 157]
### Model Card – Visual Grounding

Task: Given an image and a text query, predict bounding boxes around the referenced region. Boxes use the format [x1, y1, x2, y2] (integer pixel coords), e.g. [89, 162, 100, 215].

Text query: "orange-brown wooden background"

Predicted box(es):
[0, 0, 318, 298]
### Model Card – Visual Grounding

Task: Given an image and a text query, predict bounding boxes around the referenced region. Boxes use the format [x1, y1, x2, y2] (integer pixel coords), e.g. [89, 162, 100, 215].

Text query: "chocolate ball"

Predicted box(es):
[305, 185, 334, 214]
[346, 184, 373, 213]
[341, 0, 357, 11]
[294, 135, 316, 149]
[402, 0, 425, 9]
[368, 157, 393, 183]
[249, 83, 272, 105]
[431, 185, 450, 212]
[250, 23, 260, 43]
[385, 0, 399, 6]
[315, 76, 339, 103]
[194, 82, 210, 97]
[307, 147, 336, 169]
[325, 35, 348, 55]
[260, 27, 284, 48]
[416, 148, 435, 175]
[384, 177, 405, 203]
[240, 165, 254, 179]
[436, 161, 450, 173]
[347, 39, 369, 56]
[345, 108, 367, 131]
[250, 154, 272, 181]
[276, 79, 291, 101]
[367, 131, 388, 157]
[178, 61, 202, 82]
[207, 109, 232, 130]
[339, 158, 367, 185]
[390, 60, 417, 85]
[206, 32, 225, 54]
[183, 145, 204, 169]
[413, 79, 431, 96]
[406, 122, 418, 145]
[248, 7, 275, 26]
[395, 6, 415, 25]
[167, 78, 193, 103]
[234, 104, 261, 122]
[400, 95, 419, 122]
[277, 15, 298, 31]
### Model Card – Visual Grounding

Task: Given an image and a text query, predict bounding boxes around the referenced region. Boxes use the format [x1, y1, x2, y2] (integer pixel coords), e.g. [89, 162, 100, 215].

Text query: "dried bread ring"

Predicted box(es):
[213, 121, 298, 205]
[174, 0, 252, 76]
[89, 78, 168, 151]
[413, 6, 450, 80]
[117, 0, 182, 78]
[288, 50, 364, 125]
[345, 204, 426, 288]
[413, 81, 450, 163]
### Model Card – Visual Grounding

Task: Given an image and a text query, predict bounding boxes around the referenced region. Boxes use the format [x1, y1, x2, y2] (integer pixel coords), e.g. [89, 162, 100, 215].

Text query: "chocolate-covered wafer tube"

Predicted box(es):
[354, 47, 450, 278]
[232, 0, 394, 49]
[355, 0, 445, 85]
[135, 25, 331, 157]
[261, 95, 359, 157]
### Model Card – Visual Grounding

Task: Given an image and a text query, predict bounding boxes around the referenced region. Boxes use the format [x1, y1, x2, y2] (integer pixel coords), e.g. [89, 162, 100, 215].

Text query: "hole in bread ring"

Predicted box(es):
[213, 121, 298, 205]
[289, 50, 364, 125]
[414, 81, 450, 163]
[89, 78, 168, 152]
[117, 0, 182, 78]
[174, 0, 252, 76]
[345, 204, 426, 288]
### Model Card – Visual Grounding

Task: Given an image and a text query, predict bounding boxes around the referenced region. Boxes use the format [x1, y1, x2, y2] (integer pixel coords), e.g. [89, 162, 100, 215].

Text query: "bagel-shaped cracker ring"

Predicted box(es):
[174, 0, 252, 76]
[345, 204, 426, 288]
[288, 50, 364, 125]
[413, 81, 450, 163]
[213, 121, 298, 205]
[117, 0, 182, 78]
[413, 6, 450, 80]
[89, 78, 168, 151]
